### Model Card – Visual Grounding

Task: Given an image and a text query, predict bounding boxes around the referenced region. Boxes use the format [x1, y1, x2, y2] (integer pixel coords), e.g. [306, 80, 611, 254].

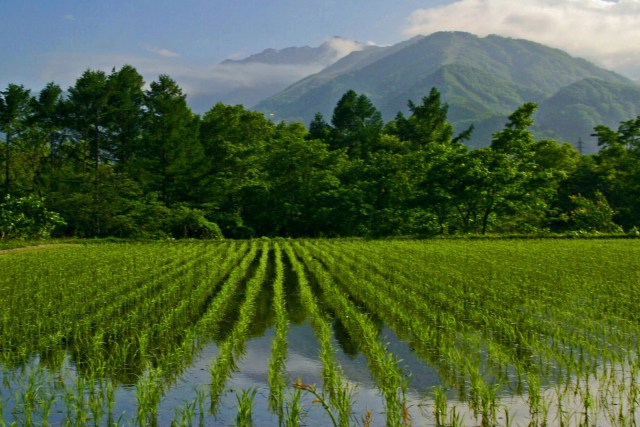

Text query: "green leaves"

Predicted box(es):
[0, 194, 65, 240]
[0, 84, 33, 195]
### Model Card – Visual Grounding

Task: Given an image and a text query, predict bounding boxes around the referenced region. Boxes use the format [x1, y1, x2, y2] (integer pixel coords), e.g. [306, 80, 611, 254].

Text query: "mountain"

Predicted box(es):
[537, 78, 640, 151]
[253, 32, 640, 152]
[188, 37, 372, 113]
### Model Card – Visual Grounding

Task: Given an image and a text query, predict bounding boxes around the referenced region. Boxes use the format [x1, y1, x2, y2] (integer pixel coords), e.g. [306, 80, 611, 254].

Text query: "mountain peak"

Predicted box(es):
[221, 37, 370, 66]
[254, 32, 638, 151]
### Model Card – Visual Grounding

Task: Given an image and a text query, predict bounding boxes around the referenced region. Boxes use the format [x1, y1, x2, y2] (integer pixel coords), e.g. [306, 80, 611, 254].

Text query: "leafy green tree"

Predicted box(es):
[409, 141, 472, 234]
[167, 205, 223, 239]
[0, 84, 33, 195]
[67, 69, 111, 175]
[390, 88, 474, 234]
[449, 103, 554, 234]
[389, 87, 473, 148]
[307, 112, 332, 142]
[256, 122, 344, 236]
[46, 162, 179, 238]
[590, 116, 640, 229]
[31, 82, 66, 177]
[330, 90, 383, 159]
[521, 139, 581, 231]
[106, 65, 146, 168]
[141, 75, 203, 204]
[359, 147, 416, 236]
[66, 69, 116, 234]
[199, 103, 274, 235]
[491, 103, 538, 155]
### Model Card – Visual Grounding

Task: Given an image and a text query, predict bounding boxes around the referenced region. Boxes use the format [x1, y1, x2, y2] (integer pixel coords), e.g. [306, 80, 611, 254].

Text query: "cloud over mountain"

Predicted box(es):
[38, 37, 370, 113]
[185, 37, 371, 111]
[405, 0, 640, 80]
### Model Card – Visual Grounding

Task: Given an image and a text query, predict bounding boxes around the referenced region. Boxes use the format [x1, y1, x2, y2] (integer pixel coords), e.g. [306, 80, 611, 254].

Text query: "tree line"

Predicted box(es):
[1, 65, 639, 239]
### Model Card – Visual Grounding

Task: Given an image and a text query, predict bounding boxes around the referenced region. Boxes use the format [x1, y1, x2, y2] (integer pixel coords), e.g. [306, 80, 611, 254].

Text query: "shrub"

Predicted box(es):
[568, 191, 622, 233]
[167, 205, 223, 239]
[0, 194, 66, 240]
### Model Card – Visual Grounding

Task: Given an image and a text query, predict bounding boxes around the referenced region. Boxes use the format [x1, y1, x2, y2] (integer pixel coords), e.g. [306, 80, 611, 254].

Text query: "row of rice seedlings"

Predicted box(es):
[0, 242, 209, 367]
[195, 242, 260, 340]
[94, 241, 250, 383]
[73, 243, 212, 333]
[267, 242, 289, 421]
[313, 239, 529, 402]
[317, 239, 640, 425]
[313, 241, 537, 420]
[317, 240, 532, 367]
[119, 240, 259, 422]
[1, 241, 250, 425]
[209, 242, 270, 415]
[325, 239, 619, 380]
[75, 241, 253, 425]
[1, 244, 205, 424]
[0, 360, 125, 427]
[128, 241, 261, 423]
[234, 387, 259, 426]
[283, 242, 353, 427]
[292, 241, 409, 426]
[305, 241, 502, 425]
[148, 241, 252, 379]
[99, 242, 237, 374]
[317, 242, 540, 398]
[101, 243, 230, 342]
[68, 242, 212, 319]
[449, 241, 640, 379]
[0, 245, 133, 363]
[66, 244, 223, 379]
[0, 241, 201, 326]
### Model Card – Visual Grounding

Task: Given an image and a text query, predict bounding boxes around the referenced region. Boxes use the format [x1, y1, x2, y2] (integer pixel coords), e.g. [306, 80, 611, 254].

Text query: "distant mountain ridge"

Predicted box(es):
[188, 37, 371, 112]
[253, 32, 640, 152]
[222, 37, 372, 66]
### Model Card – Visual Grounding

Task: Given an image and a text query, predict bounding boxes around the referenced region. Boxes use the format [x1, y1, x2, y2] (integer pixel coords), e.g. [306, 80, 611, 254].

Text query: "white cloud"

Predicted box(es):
[145, 46, 181, 58]
[63, 14, 75, 21]
[38, 37, 373, 112]
[39, 51, 327, 111]
[323, 37, 368, 62]
[405, 0, 640, 80]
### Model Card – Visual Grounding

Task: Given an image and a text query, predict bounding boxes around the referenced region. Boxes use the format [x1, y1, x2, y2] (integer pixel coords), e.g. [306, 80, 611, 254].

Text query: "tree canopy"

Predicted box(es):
[1, 65, 638, 239]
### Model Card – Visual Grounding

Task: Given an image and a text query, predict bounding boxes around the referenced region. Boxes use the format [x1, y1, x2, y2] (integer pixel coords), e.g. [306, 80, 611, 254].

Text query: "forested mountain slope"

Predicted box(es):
[255, 32, 639, 151]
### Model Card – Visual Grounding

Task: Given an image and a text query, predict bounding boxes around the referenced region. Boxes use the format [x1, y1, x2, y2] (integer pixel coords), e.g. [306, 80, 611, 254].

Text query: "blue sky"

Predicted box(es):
[1, 0, 638, 100]
[0, 1, 448, 89]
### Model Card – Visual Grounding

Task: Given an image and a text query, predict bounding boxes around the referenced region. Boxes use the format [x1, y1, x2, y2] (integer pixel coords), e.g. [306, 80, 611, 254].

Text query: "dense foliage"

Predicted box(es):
[1, 66, 639, 238]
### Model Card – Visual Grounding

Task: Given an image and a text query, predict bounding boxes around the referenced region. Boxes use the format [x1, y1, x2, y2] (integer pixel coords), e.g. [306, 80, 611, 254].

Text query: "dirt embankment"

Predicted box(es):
[0, 244, 75, 254]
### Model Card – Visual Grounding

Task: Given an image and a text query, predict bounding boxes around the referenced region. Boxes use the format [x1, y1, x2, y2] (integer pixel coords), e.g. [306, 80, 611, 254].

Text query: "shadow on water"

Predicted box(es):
[291, 248, 384, 359]
[247, 247, 275, 338]
[282, 253, 306, 325]
[213, 247, 264, 343]
[332, 317, 360, 359]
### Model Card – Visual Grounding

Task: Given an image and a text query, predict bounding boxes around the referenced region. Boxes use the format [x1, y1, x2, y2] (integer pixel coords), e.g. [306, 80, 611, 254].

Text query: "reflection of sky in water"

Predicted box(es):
[152, 321, 440, 426]
[0, 318, 468, 425]
[2, 323, 640, 426]
[3, 314, 638, 426]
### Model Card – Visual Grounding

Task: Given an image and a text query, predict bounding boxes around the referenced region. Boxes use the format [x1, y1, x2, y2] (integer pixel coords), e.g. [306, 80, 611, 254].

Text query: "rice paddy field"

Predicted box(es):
[1, 239, 639, 426]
